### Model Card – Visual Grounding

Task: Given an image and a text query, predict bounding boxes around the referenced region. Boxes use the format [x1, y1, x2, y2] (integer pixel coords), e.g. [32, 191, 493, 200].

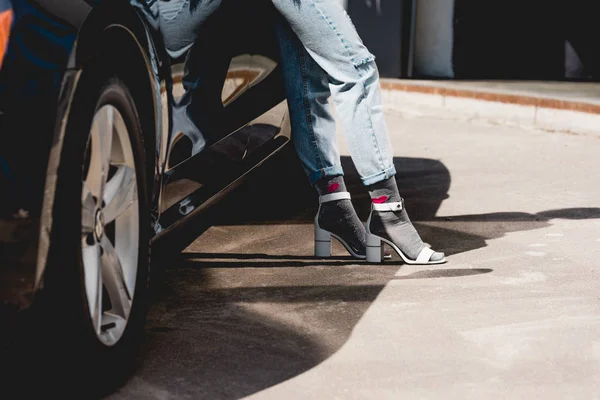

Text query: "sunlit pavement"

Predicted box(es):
[111, 112, 600, 399]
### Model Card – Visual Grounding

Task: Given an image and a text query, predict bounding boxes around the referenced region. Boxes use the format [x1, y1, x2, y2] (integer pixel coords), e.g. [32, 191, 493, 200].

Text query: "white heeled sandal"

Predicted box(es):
[366, 200, 446, 264]
[314, 192, 366, 259]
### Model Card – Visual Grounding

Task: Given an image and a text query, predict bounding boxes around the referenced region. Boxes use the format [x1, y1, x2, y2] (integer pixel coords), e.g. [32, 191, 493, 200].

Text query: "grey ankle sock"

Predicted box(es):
[315, 176, 366, 256]
[368, 177, 444, 262]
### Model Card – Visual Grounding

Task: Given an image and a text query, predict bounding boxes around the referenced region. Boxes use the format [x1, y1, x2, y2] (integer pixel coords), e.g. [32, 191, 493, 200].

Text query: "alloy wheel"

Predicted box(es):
[81, 105, 139, 346]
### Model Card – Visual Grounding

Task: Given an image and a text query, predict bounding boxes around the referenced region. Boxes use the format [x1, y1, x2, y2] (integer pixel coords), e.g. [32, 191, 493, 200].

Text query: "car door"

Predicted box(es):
[155, 0, 289, 233]
[157, 0, 254, 219]
[243, 39, 290, 162]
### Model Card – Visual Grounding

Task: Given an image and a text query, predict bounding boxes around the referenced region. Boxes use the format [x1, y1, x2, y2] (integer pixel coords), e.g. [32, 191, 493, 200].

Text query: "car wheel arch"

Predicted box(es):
[75, 5, 164, 205]
[35, 5, 164, 295]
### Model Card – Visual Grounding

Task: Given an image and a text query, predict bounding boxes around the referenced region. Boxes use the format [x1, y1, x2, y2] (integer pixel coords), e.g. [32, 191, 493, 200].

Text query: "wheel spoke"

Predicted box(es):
[82, 242, 103, 335]
[80, 103, 139, 347]
[103, 166, 137, 224]
[81, 183, 97, 236]
[86, 106, 114, 198]
[108, 110, 131, 167]
[100, 236, 132, 320]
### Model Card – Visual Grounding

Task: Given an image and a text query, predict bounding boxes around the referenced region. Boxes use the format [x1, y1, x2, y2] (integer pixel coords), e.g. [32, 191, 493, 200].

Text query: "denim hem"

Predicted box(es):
[308, 165, 345, 185]
[360, 165, 396, 186]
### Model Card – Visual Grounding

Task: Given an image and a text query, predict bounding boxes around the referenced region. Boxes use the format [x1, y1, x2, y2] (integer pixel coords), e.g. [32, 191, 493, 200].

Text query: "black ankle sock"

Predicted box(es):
[368, 177, 444, 262]
[367, 176, 402, 203]
[315, 176, 366, 256]
[315, 175, 346, 196]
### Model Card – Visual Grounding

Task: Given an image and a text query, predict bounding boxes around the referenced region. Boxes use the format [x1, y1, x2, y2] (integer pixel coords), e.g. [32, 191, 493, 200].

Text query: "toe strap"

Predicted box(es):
[415, 247, 435, 263]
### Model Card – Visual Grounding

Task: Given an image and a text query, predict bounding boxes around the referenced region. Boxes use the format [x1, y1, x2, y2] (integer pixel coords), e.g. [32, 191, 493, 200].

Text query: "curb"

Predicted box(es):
[380, 79, 600, 137]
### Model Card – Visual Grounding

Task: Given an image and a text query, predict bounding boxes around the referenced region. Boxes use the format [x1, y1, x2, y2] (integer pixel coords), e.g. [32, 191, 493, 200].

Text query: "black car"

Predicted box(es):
[0, 0, 296, 392]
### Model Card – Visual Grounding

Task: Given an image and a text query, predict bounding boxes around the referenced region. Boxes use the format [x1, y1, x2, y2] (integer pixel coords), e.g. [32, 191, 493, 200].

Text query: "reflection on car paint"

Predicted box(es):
[155, 0, 288, 221]
[0, 0, 290, 310]
[157, 0, 222, 58]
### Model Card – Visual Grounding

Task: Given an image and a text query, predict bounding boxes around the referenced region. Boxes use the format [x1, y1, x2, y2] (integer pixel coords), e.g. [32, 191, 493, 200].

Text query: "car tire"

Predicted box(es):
[42, 73, 150, 395]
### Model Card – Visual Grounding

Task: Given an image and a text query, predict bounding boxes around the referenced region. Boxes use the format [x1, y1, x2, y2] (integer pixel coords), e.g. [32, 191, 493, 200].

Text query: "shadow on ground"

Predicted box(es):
[208, 155, 600, 257]
[120, 255, 494, 399]
[124, 153, 600, 399]
[114, 263, 400, 399]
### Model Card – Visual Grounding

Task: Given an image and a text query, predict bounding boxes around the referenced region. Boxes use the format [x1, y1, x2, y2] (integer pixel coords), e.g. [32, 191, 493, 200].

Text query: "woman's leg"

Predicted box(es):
[272, 0, 395, 185]
[275, 15, 342, 185]
[275, 18, 368, 258]
[272, 1, 444, 263]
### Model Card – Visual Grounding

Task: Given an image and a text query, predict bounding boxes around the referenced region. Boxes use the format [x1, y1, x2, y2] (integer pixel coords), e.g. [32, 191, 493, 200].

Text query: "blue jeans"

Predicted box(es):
[273, 0, 396, 186]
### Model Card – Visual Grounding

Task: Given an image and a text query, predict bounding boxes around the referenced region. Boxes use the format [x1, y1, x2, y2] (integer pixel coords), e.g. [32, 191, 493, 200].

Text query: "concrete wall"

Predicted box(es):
[414, 0, 454, 78]
[340, 0, 594, 80]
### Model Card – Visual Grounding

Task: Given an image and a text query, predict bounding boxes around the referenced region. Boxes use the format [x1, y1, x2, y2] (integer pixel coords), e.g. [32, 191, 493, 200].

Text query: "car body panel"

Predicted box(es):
[0, 0, 290, 310]
[0, 1, 11, 69]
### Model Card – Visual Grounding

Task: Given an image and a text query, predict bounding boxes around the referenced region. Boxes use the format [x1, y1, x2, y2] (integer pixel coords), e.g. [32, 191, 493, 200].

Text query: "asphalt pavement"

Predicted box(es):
[110, 111, 600, 399]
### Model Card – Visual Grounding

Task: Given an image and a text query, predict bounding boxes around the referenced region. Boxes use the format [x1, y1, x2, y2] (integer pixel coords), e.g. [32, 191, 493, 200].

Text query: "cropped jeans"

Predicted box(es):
[273, 0, 396, 186]
[157, 0, 396, 186]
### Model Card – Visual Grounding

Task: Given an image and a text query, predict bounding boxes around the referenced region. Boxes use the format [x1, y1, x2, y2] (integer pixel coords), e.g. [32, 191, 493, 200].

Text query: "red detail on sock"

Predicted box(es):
[372, 195, 389, 204]
[328, 183, 340, 193]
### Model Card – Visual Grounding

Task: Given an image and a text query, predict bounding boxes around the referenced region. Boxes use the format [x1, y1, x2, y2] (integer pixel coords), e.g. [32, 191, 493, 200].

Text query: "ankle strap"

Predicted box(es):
[372, 200, 403, 212]
[319, 192, 351, 204]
